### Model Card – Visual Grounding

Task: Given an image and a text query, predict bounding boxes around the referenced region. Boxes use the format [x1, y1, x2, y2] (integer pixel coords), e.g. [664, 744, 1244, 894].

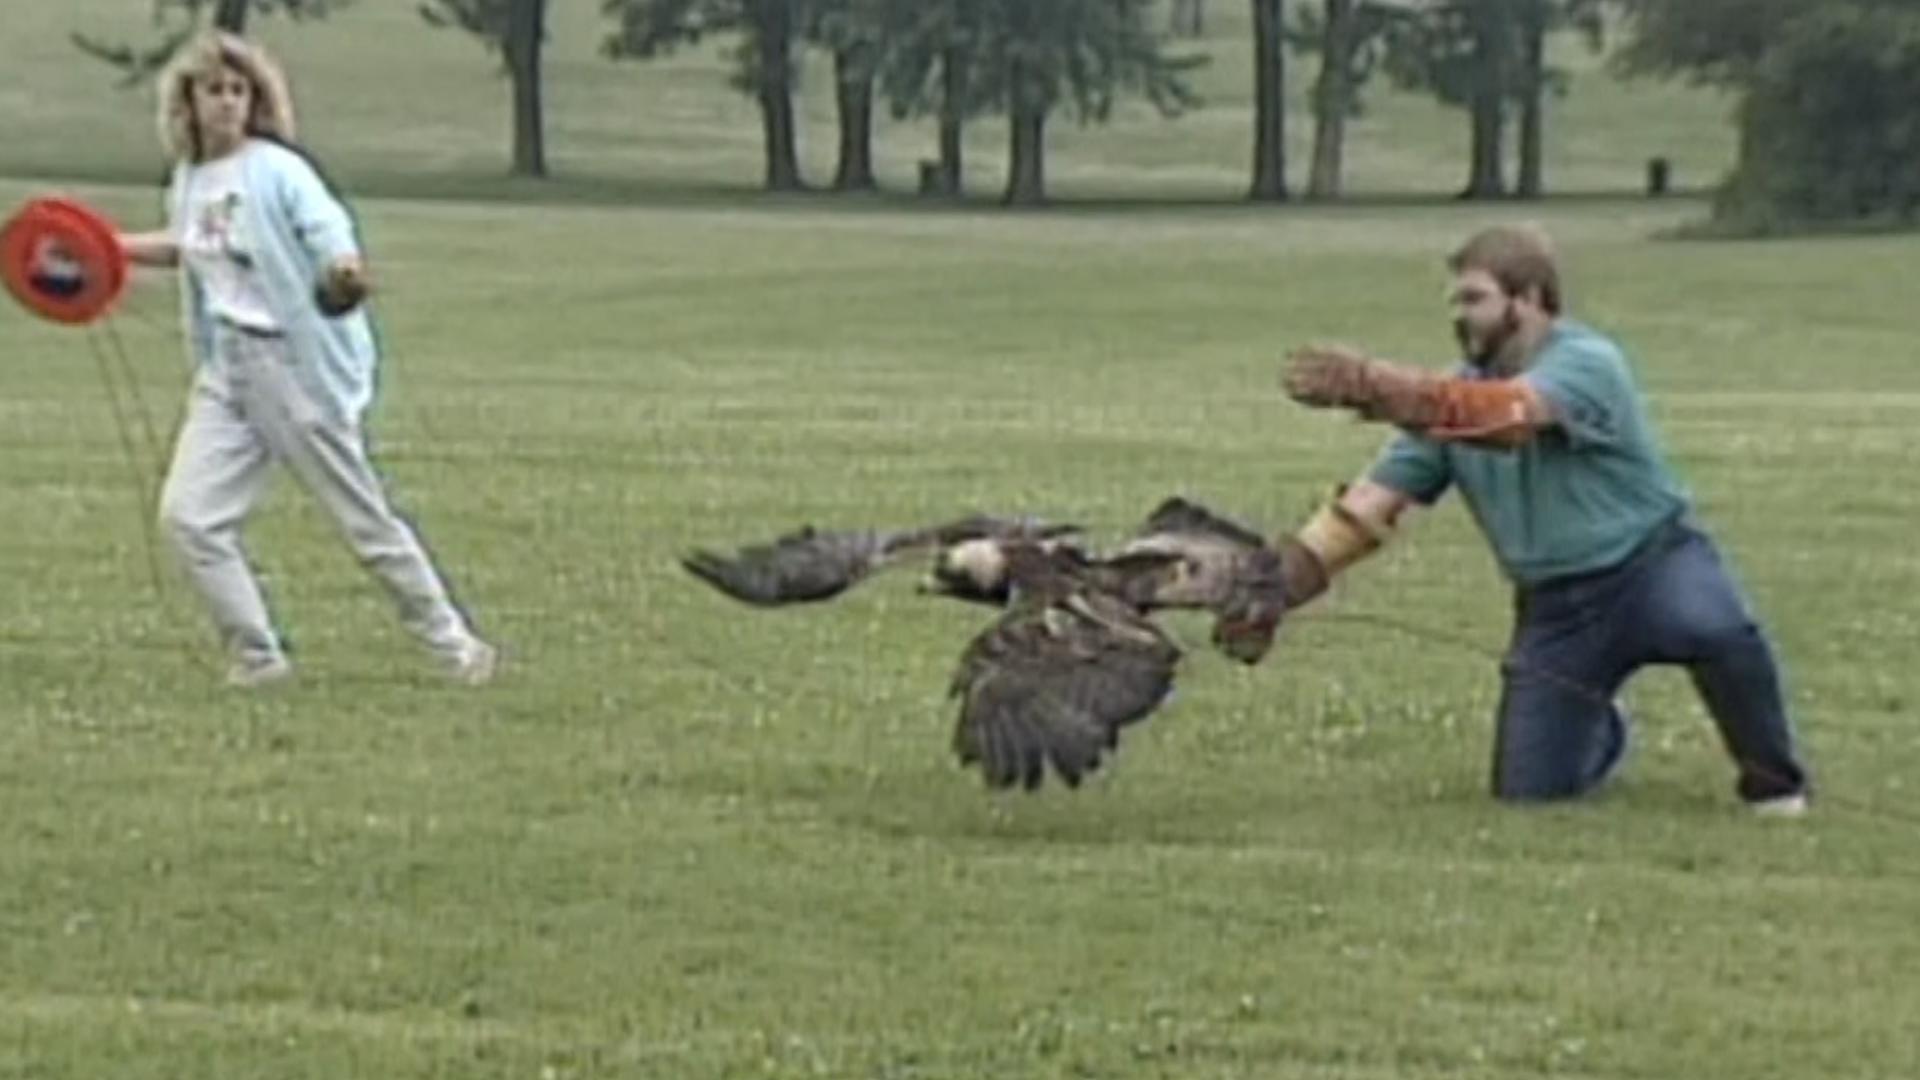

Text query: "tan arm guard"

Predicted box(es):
[1276, 492, 1393, 609]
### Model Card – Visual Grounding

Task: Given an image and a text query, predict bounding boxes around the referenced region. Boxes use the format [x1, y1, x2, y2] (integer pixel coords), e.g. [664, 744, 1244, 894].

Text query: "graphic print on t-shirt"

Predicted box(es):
[191, 191, 255, 270]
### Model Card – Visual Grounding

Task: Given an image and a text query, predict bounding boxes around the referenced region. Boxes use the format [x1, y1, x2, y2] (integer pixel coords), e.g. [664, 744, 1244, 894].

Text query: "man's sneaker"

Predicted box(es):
[225, 654, 293, 689]
[1749, 792, 1809, 819]
[445, 640, 498, 686]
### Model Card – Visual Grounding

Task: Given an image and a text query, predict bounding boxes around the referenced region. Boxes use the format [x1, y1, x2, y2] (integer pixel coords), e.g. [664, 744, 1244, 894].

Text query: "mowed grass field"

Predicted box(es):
[4, 2, 1920, 1078]
[4, 183, 1920, 1078]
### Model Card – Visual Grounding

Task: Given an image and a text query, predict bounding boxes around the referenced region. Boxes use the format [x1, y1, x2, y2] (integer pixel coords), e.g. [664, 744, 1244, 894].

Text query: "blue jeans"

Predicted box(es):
[1493, 517, 1810, 803]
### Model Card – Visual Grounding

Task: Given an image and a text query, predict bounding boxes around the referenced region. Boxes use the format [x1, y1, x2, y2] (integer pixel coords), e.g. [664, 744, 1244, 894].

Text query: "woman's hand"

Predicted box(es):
[315, 256, 370, 316]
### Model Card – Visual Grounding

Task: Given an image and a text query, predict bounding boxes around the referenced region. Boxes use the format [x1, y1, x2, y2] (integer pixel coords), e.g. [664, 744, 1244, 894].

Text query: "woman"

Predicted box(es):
[119, 32, 496, 688]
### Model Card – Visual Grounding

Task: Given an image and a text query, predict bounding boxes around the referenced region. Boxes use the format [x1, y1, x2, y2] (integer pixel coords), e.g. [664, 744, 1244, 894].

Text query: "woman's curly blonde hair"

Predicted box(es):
[156, 30, 297, 162]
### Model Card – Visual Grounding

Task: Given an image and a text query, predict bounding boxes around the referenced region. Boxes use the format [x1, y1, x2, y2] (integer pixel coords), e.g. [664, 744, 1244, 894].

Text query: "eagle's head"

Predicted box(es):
[918, 537, 1087, 605]
[919, 538, 1014, 604]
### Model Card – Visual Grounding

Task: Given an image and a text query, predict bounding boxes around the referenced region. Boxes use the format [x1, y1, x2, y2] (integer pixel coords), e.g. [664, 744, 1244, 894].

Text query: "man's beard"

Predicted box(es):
[1454, 304, 1522, 370]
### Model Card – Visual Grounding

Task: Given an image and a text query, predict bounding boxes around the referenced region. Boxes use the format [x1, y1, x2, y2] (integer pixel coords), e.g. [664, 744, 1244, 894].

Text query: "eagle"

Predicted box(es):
[679, 497, 1291, 791]
[680, 513, 1083, 607]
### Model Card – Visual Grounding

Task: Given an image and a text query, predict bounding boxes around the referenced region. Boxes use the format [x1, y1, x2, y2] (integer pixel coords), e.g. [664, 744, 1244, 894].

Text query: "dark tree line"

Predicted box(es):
[73, 1, 1919, 228]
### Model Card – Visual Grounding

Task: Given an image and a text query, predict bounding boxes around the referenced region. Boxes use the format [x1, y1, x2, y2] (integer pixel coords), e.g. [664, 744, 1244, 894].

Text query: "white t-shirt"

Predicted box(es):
[178, 149, 280, 333]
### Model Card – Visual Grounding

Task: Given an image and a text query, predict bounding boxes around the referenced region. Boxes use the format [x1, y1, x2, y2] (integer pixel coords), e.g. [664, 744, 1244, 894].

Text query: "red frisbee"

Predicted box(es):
[1, 197, 129, 325]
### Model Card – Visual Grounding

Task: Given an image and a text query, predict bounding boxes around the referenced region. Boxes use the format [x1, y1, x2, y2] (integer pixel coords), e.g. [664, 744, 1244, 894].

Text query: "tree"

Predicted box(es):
[1286, 0, 1415, 199]
[1514, 0, 1602, 198]
[1615, 0, 1920, 229]
[1249, 0, 1288, 200]
[1607, 0, 1803, 88]
[1169, 0, 1208, 37]
[213, 0, 250, 28]
[1380, 0, 1600, 199]
[1459, 0, 1508, 198]
[1376, 0, 1509, 197]
[876, 0, 989, 196]
[421, 0, 551, 177]
[1513, 0, 1546, 197]
[809, 0, 888, 191]
[1738, 5, 1920, 224]
[74, 0, 346, 86]
[603, 0, 807, 191]
[969, 0, 1202, 205]
[1608, 0, 1806, 206]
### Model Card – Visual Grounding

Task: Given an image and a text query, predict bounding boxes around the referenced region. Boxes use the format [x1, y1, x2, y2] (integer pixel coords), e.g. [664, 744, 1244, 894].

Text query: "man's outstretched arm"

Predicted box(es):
[1281, 343, 1555, 449]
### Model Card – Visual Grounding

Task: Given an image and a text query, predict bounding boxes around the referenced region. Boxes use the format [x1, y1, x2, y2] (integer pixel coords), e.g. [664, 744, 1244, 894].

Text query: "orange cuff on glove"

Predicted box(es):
[1415, 375, 1551, 447]
[1283, 345, 1553, 448]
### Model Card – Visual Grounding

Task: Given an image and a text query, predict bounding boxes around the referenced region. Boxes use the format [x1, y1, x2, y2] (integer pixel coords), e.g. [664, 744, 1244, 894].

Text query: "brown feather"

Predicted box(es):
[947, 543, 1183, 790]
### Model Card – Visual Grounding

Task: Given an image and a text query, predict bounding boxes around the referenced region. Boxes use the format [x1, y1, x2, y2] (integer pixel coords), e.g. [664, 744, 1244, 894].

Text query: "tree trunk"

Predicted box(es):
[832, 45, 878, 191]
[1713, 97, 1764, 221]
[213, 0, 248, 32]
[1249, 0, 1287, 201]
[1003, 61, 1046, 205]
[1464, 95, 1506, 198]
[1169, 0, 1207, 37]
[1307, 0, 1354, 199]
[1515, 0, 1545, 198]
[753, 0, 804, 191]
[937, 46, 965, 196]
[506, 0, 548, 178]
[1461, 3, 1508, 199]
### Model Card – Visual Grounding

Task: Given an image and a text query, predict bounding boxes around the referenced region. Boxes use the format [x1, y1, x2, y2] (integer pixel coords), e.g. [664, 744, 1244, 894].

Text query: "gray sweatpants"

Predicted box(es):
[157, 323, 479, 667]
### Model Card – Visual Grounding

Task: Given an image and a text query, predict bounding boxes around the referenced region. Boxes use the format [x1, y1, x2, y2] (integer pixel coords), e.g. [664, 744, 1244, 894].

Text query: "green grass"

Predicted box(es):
[4, 173, 1920, 1078]
[6, 0, 1738, 200]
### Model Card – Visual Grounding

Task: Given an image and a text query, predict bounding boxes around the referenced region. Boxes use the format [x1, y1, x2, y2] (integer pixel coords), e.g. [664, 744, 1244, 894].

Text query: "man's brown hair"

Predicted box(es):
[1447, 224, 1562, 314]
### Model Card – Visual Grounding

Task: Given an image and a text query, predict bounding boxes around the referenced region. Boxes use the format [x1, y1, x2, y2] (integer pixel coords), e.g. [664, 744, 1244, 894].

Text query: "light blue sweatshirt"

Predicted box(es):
[168, 138, 379, 423]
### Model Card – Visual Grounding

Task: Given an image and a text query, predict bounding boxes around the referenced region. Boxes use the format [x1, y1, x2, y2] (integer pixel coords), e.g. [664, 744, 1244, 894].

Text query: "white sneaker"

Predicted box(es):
[1750, 792, 1809, 819]
[225, 654, 293, 689]
[444, 640, 498, 686]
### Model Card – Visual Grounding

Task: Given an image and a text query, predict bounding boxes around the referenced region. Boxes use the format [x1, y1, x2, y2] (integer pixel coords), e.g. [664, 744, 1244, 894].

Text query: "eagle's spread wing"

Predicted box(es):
[683, 514, 1082, 608]
[920, 513, 1083, 547]
[1115, 496, 1290, 664]
[949, 585, 1181, 790]
[680, 526, 900, 606]
[1134, 495, 1269, 550]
